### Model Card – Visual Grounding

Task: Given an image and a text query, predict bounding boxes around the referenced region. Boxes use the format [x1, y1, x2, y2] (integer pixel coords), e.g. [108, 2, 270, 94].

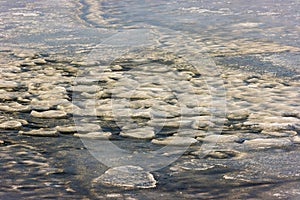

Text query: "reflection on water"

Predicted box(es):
[0, 0, 300, 199]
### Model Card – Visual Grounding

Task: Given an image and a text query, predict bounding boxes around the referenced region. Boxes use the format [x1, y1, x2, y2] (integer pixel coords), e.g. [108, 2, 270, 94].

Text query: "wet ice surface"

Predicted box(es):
[1, 0, 300, 199]
[1, 46, 300, 199]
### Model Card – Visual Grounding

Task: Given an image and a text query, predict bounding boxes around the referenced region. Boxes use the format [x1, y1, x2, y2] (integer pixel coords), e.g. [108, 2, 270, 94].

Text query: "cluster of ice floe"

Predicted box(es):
[0, 48, 299, 189]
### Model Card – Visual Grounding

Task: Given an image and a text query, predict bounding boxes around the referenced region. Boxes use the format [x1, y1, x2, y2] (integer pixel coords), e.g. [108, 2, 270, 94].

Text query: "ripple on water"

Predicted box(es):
[0, 143, 79, 199]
